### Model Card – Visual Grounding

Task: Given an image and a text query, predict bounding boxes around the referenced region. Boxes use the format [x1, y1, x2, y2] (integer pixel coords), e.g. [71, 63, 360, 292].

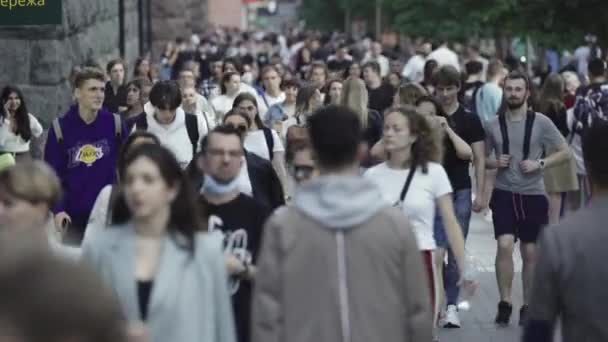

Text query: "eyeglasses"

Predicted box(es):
[225, 124, 248, 134]
[207, 148, 243, 159]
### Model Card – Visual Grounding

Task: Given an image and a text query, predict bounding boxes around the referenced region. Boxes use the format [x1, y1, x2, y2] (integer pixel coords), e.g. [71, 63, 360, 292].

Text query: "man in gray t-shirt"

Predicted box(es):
[484, 72, 571, 327]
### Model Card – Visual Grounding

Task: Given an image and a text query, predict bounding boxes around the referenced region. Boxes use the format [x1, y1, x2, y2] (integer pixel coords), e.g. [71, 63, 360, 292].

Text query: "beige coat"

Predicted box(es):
[251, 175, 432, 342]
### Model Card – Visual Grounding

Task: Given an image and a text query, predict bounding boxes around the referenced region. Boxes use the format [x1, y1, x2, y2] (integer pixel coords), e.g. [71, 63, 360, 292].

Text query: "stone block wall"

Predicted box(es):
[0, 0, 121, 126]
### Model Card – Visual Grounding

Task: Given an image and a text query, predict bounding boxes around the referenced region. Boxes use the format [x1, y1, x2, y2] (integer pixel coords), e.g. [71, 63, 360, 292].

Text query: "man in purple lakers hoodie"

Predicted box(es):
[45, 67, 127, 245]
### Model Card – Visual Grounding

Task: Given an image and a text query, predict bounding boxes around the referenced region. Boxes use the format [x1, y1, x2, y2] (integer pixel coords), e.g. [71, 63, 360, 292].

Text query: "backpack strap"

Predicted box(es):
[498, 110, 536, 160]
[52, 118, 64, 144]
[185, 113, 200, 156]
[498, 114, 509, 155]
[262, 127, 274, 161]
[522, 111, 536, 160]
[134, 113, 148, 131]
[112, 113, 122, 141]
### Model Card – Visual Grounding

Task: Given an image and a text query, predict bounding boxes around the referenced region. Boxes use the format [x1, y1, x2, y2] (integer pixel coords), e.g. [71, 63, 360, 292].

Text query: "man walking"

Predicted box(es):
[485, 71, 571, 326]
[197, 126, 271, 342]
[45, 67, 127, 245]
[252, 105, 431, 342]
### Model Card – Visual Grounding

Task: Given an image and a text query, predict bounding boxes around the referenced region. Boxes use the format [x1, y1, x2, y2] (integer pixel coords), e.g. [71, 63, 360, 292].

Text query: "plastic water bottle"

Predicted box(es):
[457, 254, 480, 311]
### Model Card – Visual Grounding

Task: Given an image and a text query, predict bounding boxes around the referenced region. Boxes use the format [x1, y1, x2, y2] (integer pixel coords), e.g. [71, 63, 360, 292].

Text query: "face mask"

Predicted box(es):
[241, 72, 254, 85]
[200, 174, 240, 195]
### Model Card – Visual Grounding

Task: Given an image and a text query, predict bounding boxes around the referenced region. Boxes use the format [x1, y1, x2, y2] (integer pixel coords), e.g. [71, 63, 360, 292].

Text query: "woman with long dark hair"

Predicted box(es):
[364, 107, 466, 338]
[133, 57, 153, 83]
[0, 86, 43, 161]
[233, 93, 288, 195]
[211, 72, 242, 118]
[536, 73, 579, 223]
[82, 144, 236, 342]
[322, 79, 343, 106]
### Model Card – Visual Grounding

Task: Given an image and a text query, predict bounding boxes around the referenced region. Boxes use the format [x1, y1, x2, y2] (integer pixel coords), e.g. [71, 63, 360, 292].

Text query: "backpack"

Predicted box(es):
[52, 113, 123, 144]
[134, 112, 200, 155]
[570, 83, 608, 143]
[498, 110, 536, 160]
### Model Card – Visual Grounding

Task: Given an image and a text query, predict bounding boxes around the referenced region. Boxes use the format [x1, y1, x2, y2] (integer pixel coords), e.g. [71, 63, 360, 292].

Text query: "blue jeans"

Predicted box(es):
[433, 188, 472, 306]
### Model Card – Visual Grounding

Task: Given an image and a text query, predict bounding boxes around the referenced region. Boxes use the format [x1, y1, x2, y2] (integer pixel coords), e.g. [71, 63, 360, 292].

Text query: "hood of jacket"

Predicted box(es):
[293, 174, 387, 230]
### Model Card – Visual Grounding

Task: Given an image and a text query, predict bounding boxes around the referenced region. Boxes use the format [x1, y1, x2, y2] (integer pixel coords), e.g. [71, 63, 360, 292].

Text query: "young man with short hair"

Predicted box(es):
[252, 105, 432, 342]
[197, 126, 272, 342]
[134, 80, 208, 169]
[524, 121, 608, 342]
[485, 71, 571, 326]
[363, 41, 390, 77]
[103, 58, 128, 113]
[45, 67, 128, 246]
[363, 61, 394, 114]
[177, 67, 217, 125]
[432, 65, 486, 328]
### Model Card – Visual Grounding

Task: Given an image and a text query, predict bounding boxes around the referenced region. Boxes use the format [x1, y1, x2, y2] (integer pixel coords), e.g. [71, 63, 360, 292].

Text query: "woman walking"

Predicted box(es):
[82, 144, 235, 342]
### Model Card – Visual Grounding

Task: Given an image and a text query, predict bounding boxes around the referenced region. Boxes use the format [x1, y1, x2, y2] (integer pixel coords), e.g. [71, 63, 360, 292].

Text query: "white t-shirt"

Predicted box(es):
[364, 162, 452, 250]
[258, 91, 286, 122]
[0, 113, 43, 153]
[236, 157, 253, 196]
[211, 94, 237, 117]
[244, 129, 284, 161]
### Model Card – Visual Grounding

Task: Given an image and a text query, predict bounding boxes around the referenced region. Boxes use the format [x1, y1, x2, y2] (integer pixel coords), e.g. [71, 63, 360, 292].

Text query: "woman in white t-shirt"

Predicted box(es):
[211, 72, 242, 119]
[364, 106, 466, 332]
[232, 93, 288, 195]
[0, 86, 43, 161]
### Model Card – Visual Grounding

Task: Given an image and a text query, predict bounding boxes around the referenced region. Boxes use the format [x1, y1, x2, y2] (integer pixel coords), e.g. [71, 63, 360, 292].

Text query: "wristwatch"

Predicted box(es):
[538, 159, 545, 170]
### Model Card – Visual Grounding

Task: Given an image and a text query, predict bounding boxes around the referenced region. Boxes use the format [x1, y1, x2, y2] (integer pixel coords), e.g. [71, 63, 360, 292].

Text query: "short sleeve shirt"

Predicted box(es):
[485, 112, 566, 195]
[443, 106, 485, 191]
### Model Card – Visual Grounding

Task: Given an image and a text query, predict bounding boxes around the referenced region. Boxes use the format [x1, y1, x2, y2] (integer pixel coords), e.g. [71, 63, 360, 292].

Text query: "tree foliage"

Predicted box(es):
[299, 0, 608, 48]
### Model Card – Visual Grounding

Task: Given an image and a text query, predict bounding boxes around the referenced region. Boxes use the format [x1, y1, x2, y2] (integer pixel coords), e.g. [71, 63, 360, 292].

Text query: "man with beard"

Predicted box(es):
[196, 125, 272, 342]
[485, 71, 570, 326]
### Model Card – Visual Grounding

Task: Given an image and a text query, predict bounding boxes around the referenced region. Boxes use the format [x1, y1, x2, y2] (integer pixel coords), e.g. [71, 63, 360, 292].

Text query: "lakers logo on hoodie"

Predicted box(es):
[68, 140, 110, 168]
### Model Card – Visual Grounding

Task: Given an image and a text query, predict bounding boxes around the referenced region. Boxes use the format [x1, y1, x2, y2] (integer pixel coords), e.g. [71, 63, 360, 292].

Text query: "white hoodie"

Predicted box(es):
[141, 103, 208, 169]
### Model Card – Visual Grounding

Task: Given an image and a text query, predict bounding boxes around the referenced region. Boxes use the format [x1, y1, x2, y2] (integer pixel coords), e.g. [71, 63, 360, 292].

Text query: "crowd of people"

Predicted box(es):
[1, 27, 608, 342]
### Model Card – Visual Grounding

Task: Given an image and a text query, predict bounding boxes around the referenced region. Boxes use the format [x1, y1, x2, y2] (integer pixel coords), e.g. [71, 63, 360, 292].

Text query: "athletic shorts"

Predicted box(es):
[489, 189, 548, 243]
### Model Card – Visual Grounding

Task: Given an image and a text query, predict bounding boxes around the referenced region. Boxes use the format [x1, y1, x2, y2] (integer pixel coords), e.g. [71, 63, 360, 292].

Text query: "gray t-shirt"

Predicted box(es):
[486, 112, 565, 195]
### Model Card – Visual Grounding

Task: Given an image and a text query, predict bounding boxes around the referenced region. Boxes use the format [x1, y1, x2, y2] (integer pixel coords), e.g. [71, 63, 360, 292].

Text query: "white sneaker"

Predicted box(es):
[484, 209, 493, 223]
[443, 305, 461, 328]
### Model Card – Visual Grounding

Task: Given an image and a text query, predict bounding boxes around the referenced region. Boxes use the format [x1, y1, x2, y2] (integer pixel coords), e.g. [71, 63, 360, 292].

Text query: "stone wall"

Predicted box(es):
[150, 0, 208, 58]
[0, 0, 121, 126]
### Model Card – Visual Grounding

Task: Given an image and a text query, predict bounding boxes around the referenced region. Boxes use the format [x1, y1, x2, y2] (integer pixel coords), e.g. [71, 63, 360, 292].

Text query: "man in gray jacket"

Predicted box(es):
[524, 121, 608, 342]
[252, 105, 432, 342]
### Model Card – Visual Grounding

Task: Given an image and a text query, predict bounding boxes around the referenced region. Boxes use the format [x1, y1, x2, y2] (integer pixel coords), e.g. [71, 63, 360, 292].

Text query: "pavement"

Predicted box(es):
[437, 211, 525, 342]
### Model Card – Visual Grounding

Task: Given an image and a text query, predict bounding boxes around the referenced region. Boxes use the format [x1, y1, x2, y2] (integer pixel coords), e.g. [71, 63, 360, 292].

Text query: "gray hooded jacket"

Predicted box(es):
[252, 174, 432, 342]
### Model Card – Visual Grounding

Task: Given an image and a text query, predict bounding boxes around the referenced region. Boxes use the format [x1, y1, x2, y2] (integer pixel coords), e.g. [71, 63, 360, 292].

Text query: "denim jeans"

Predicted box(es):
[433, 188, 472, 306]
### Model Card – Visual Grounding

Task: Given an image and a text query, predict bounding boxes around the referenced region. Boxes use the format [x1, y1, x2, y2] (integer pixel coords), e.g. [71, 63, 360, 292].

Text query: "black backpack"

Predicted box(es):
[134, 113, 200, 155]
[261, 126, 274, 161]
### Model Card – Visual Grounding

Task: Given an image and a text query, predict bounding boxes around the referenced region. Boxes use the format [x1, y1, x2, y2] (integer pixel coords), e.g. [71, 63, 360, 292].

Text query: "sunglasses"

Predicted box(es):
[225, 124, 248, 134]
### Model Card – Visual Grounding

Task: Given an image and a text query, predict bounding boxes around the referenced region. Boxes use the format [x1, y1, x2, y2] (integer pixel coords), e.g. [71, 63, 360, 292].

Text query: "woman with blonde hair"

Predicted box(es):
[0, 160, 78, 258]
[341, 77, 383, 166]
[364, 107, 466, 339]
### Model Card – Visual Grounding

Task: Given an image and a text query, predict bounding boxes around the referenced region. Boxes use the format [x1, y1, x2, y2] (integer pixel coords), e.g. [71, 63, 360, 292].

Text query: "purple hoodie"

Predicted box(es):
[44, 105, 127, 230]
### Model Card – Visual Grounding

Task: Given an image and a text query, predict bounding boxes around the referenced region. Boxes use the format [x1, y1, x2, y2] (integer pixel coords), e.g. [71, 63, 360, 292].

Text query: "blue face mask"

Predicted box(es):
[200, 174, 240, 195]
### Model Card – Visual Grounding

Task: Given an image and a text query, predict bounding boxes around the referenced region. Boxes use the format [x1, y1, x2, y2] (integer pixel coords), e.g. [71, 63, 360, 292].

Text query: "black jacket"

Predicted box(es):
[246, 151, 285, 210]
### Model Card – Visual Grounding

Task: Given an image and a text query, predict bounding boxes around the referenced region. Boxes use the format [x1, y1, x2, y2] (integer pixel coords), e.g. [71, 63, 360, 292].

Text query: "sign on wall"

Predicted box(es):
[0, 0, 62, 25]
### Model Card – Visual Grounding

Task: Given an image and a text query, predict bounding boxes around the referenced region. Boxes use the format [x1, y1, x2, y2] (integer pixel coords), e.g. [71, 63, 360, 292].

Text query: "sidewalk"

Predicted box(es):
[437, 212, 524, 342]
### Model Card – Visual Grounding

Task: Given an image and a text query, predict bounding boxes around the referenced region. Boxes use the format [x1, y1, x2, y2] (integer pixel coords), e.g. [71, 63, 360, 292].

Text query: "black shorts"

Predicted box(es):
[489, 189, 548, 243]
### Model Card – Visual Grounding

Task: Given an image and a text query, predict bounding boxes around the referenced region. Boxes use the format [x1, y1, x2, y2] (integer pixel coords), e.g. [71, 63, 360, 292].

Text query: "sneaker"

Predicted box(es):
[495, 301, 512, 326]
[484, 209, 493, 223]
[443, 305, 461, 328]
[519, 305, 528, 326]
